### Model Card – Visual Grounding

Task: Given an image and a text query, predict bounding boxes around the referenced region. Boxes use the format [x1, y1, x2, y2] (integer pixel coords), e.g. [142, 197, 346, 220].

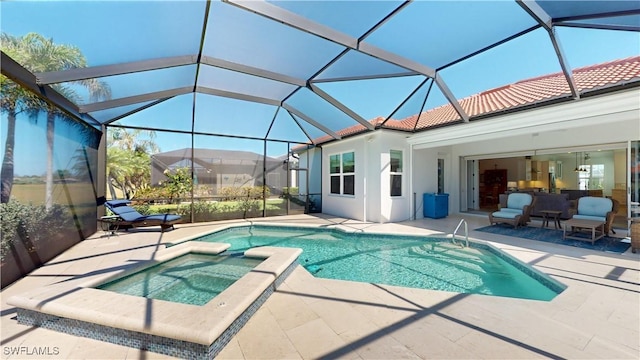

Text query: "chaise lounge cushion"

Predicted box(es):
[105, 200, 181, 232]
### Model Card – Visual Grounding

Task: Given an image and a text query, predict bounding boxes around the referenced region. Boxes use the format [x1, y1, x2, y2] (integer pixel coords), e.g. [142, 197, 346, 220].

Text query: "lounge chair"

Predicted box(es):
[489, 193, 535, 229]
[104, 200, 181, 232]
[570, 196, 619, 235]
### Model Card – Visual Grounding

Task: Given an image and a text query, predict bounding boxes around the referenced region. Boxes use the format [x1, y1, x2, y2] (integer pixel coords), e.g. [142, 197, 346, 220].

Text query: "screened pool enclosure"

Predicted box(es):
[1, 1, 639, 285]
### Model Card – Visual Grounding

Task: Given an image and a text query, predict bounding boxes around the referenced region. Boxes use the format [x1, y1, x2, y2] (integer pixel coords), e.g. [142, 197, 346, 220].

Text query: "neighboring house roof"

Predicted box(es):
[151, 148, 281, 166]
[302, 56, 640, 148]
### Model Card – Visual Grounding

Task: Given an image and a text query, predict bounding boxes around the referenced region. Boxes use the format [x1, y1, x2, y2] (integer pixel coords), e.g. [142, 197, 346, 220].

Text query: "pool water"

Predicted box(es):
[97, 253, 262, 306]
[193, 225, 564, 301]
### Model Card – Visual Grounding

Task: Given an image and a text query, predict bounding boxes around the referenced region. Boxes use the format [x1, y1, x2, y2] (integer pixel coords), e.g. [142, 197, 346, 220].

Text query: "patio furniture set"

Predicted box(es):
[489, 194, 621, 246]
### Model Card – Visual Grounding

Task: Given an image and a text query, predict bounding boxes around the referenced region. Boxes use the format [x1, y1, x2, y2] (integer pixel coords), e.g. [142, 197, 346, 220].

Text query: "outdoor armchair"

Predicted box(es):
[489, 193, 535, 229]
[570, 196, 619, 235]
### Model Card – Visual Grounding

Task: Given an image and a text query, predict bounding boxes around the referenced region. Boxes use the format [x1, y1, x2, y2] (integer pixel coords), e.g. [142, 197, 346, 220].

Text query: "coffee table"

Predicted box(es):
[562, 218, 605, 244]
[540, 210, 562, 229]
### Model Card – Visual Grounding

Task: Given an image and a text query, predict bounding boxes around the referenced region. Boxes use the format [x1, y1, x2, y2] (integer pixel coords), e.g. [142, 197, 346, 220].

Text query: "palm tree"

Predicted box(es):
[108, 128, 160, 154]
[0, 32, 111, 208]
[1, 33, 44, 203]
[106, 128, 159, 199]
[106, 147, 135, 199]
[0, 77, 41, 203]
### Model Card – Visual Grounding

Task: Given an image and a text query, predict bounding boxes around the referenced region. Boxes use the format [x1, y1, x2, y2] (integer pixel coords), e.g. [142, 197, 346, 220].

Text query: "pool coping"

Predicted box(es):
[7, 242, 302, 358]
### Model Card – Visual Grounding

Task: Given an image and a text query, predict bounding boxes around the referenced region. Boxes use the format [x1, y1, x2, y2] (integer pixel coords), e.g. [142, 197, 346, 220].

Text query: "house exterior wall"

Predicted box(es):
[312, 88, 639, 223]
[321, 136, 366, 221]
[412, 145, 453, 219]
[377, 132, 413, 223]
[321, 131, 412, 223]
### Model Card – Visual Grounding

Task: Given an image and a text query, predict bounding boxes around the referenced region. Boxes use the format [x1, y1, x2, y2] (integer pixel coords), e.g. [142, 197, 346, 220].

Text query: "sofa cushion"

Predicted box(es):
[506, 193, 533, 210]
[492, 210, 521, 219]
[529, 193, 571, 219]
[577, 197, 612, 217]
[573, 214, 606, 222]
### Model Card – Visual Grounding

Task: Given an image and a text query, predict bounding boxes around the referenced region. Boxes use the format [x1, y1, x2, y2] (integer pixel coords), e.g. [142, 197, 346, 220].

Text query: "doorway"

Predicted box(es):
[287, 168, 308, 214]
[460, 145, 630, 230]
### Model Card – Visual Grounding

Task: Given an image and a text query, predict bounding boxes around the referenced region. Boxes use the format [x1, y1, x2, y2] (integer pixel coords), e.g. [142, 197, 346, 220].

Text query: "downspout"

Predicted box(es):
[363, 136, 368, 223]
[409, 142, 414, 220]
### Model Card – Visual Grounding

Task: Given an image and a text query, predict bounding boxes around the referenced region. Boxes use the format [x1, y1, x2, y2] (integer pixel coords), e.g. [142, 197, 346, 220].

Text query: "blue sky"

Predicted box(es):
[1, 1, 639, 176]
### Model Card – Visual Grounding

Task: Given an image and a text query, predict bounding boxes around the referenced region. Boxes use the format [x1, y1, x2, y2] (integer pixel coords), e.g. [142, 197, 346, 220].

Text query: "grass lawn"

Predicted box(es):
[11, 183, 96, 207]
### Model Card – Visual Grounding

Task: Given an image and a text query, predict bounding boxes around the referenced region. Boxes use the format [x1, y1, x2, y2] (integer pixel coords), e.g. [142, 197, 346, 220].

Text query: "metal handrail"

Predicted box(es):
[452, 219, 469, 248]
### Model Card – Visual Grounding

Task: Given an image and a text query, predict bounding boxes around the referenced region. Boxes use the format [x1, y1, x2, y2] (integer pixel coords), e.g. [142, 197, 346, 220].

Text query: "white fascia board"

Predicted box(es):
[321, 128, 408, 149]
[408, 88, 640, 149]
[319, 131, 369, 149]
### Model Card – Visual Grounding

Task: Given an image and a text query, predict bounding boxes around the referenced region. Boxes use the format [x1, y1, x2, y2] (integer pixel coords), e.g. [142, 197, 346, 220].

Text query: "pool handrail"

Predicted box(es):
[452, 219, 469, 248]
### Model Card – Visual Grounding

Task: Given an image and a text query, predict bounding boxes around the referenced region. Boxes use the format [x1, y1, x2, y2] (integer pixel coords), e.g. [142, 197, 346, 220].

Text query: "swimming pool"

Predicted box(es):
[97, 253, 263, 306]
[191, 225, 565, 301]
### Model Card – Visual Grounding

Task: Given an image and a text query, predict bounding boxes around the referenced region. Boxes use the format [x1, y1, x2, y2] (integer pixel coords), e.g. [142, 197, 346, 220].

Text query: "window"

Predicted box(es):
[579, 164, 604, 190]
[390, 150, 402, 196]
[330, 151, 355, 195]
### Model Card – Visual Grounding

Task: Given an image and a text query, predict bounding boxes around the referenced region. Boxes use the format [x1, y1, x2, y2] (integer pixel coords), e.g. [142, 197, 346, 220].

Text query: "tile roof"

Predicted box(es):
[299, 56, 640, 148]
[394, 56, 640, 131]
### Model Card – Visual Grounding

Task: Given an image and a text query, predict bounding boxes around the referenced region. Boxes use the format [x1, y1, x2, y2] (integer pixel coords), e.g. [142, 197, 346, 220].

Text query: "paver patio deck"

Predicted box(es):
[1, 213, 638, 359]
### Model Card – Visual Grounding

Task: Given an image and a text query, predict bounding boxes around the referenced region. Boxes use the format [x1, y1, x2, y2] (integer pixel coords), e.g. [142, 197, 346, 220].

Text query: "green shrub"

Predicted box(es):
[163, 167, 192, 203]
[282, 187, 299, 196]
[135, 186, 170, 200]
[219, 186, 242, 201]
[219, 186, 270, 200]
[0, 201, 72, 261]
[238, 197, 259, 218]
[195, 201, 221, 222]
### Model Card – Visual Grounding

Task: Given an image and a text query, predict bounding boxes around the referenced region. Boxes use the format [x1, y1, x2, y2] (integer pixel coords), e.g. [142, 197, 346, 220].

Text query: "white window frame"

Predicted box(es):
[390, 149, 403, 197]
[329, 151, 355, 196]
[579, 163, 604, 190]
